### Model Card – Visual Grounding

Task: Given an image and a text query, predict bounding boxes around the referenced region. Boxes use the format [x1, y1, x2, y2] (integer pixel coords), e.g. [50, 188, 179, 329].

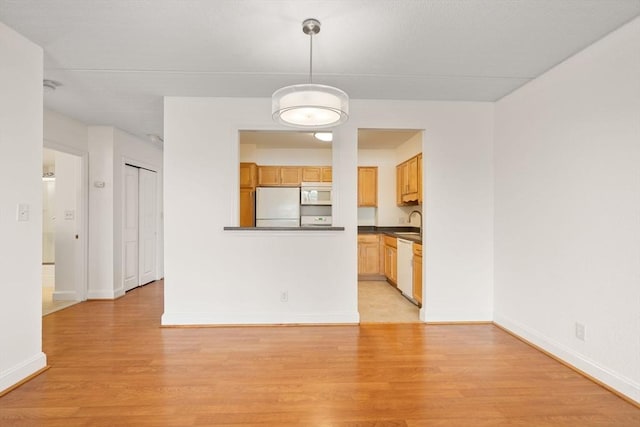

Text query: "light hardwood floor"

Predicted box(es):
[1, 280, 638, 426]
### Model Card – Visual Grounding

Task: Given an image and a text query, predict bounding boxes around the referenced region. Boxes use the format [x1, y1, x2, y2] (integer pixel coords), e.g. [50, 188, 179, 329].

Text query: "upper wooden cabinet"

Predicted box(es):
[280, 167, 302, 186]
[321, 167, 332, 182]
[239, 163, 257, 189]
[301, 166, 332, 183]
[258, 166, 302, 186]
[397, 153, 422, 205]
[417, 153, 423, 205]
[258, 166, 280, 186]
[358, 166, 378, 207]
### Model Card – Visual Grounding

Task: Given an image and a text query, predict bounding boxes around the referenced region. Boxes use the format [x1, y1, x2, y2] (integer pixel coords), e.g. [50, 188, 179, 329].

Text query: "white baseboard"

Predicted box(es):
[423, 309, 493, 323]
[161, 311, 360, 326]
[0, 352, 47, 394]
[494, 313, 640, 404]
[86, 289, 116, 299]
[52, 290, 78, 301]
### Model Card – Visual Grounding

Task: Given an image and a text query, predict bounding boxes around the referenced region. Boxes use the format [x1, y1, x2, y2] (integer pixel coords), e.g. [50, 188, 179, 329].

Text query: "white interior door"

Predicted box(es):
[138, 169, 157, 285]
[123, 165, 139, 291]
[49, 149, 84, 301]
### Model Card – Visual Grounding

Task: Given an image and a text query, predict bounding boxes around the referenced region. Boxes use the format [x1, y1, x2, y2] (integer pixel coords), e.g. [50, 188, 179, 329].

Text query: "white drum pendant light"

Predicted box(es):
[272, 19, 349, 128]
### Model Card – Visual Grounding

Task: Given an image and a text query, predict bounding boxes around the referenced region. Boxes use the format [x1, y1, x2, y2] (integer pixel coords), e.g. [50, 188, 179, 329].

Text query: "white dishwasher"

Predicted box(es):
[396, 238, 414, 300]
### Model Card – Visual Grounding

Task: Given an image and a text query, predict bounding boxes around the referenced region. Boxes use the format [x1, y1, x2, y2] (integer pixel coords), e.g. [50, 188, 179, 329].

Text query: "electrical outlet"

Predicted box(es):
[280, 290, 288, 303]
[398, 217, 406, 224]
[575, 322, 585, 341]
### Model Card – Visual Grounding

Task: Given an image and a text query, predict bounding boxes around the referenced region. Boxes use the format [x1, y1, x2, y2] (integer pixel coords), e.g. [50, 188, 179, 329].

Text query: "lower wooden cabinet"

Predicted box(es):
[412, 243, 422, 306]
[383, 235, 398, 285]
[239, 188, 255, 227]
[358, 234, 381, 278]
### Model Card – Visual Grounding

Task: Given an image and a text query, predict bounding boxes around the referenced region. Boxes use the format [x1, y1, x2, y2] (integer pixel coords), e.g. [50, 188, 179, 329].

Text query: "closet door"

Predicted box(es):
[138, 169, 157, 285]
[123, 165, 139, 291]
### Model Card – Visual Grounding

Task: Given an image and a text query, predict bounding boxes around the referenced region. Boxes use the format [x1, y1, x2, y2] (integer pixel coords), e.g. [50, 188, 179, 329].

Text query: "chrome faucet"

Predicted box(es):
[408, 210, 422, 239]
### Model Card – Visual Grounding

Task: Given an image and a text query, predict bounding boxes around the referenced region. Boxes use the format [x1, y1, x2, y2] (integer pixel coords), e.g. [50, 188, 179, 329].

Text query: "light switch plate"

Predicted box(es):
[17, 203, 29, 222]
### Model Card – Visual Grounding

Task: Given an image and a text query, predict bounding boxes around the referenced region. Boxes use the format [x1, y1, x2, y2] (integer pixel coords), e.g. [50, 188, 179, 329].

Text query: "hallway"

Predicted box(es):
[1, 281, 638, 426]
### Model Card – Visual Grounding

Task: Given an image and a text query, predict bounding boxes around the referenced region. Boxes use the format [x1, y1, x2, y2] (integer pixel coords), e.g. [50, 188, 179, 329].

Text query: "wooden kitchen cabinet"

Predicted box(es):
[417, 153, 423, 205]
[280, 167, 302, 186]
[412, 243, 422, 306]
[258, 166, 280, 186]
[396, 153, 421, 205]
[358, 166, 378, 207]
[358, 234, 382, 279]
[396, 165, 403, 206]
[240, 162, 257, 188]
[258, 166, 302, 186]
[302, 166, 332, 183]
[302, 167, 321, 182]
[239, 188, 255, 227]
[383, 235, 397, 286]
[321, 167, 332, 182]
[239, 163, 258, 227]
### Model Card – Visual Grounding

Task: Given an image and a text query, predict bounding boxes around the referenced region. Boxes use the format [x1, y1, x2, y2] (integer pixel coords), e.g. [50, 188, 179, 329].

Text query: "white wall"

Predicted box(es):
[164, 98, 357, 325]
[44, 112, 164, 300]
[44, 109, 88, 153]
[350, 100, 494, 322]
[0, 21, 46, 393]
[87, 126, 164, 298]
[164, 97, 494, 324]
[88, 126, 115, 298]
[113, 128, 164, 295]
[494, 17, 640, 403]
[240, 145, 331, 165]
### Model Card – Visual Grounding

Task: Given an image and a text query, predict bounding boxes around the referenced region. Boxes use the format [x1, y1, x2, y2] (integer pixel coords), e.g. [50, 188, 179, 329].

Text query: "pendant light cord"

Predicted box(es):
[309, 31, 314, 84]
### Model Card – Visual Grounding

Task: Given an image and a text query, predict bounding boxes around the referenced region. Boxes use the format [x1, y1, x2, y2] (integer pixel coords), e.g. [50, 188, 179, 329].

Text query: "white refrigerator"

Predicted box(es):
[255, 187, 300, 227]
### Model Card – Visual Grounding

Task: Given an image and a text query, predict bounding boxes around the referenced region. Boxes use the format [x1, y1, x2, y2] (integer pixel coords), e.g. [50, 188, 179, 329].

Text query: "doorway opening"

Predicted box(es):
[42, 148, 85, 315]
[123, 164, 159, 292]
[356, 129, 424, 323]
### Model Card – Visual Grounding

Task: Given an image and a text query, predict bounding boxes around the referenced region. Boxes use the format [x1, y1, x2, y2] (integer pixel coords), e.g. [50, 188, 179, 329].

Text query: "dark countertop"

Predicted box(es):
[358, 226, 422, 244]
[224, 226, 345, 231]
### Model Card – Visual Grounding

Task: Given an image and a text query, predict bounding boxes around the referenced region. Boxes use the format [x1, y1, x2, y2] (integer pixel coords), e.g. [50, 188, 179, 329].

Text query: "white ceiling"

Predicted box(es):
[1, 0, 639, 142]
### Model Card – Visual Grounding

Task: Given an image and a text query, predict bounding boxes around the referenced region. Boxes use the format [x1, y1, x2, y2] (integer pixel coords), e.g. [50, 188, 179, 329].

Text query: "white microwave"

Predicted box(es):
[300, 182, 332, 205]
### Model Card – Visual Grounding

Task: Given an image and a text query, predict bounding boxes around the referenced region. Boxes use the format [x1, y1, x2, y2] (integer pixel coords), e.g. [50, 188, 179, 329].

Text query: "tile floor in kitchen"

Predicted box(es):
[358, 280, 420, 323]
